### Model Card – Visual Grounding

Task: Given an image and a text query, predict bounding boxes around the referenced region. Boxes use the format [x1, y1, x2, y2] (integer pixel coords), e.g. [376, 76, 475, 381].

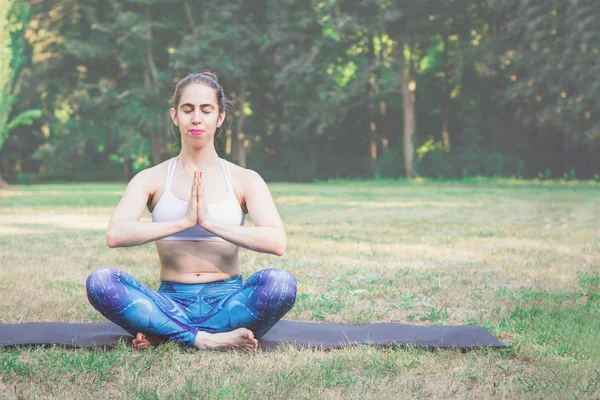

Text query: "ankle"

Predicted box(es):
[194, 331, 217, 349]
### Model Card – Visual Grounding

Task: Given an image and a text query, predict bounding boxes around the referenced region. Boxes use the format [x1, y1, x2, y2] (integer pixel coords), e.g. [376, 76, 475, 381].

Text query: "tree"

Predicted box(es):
[5, 0, 598, 181]
[333, 0, 388, 176]
[0, 0, 41, 188]
[24, 0, 187, 180]
[263, 0, 341, 180]
[488, 0, 600, 176]
[174, 1, 266, 167]
[386, 0, 436, 179]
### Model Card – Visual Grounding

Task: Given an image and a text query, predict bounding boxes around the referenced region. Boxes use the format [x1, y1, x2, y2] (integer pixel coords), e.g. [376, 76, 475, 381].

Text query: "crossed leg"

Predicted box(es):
[86, 268, 296, 351]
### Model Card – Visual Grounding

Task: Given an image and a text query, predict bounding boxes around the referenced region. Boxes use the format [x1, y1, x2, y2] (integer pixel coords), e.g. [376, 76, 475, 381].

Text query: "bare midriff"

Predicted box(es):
[156, 240, 241, 284]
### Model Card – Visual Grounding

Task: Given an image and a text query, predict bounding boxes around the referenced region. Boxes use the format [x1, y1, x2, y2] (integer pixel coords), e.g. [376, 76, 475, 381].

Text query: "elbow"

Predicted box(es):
[272, 236, 287, 257]
[105, 229, 119, 248]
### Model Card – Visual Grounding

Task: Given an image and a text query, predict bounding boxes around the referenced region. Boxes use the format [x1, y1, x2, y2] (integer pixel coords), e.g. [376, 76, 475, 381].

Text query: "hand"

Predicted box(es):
[181, 171, 199, 229]
[196, 171, 211, 228]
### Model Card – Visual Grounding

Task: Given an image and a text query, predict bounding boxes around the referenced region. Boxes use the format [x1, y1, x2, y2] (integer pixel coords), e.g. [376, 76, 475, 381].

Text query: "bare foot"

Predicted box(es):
[193, 328, 258, 352]
[132, 332, 162, 349]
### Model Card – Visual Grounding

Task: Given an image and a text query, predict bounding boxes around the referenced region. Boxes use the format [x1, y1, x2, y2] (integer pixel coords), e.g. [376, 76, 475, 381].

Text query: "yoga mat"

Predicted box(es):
[0, 321, 507, 350]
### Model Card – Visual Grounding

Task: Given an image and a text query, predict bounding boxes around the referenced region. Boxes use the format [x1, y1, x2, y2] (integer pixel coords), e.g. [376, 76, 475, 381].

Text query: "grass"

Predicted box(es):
[0, 179, 599, 399]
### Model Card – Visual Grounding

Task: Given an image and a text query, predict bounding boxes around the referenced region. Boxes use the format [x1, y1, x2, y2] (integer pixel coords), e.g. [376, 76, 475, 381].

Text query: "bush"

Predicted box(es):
[418, 149, 525, 179]
[417, 150, 457, 178]
[10, 172, 70, 184]
[9, 158, 125, 183]
[372, 148, 403, 178]
[245, 151, 285, 182]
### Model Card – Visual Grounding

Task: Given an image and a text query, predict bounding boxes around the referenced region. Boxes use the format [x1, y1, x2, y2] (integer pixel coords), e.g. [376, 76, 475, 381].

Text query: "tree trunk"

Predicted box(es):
[225, 128, 231, 156]
[231, 79, 247, 167]
[376, 35, 389, 155]
[270, 51, 285, 166]
[308, 121, 317, 181]
[367, 36, 378, 173]
[144, 66, 162, 166]
[124, 157, 133, 181]
[145, 9, 164, 166]
[0, 156, 10, 188]
[273, 92, 284, 160]
[442, 30, 450, 150]
[183, 2, 195, 31]
[0, 173, 10, 189]
[395, 36, 416, 179]
[378, 100, 388, 153]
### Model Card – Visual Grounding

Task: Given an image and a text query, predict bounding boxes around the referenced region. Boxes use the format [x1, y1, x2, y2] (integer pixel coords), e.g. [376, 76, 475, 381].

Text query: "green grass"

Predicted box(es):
[1, 179, 599, 399]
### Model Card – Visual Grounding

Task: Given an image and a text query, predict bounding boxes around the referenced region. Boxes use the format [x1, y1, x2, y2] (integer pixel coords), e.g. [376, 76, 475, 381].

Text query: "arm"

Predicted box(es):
[198, 169, 286, 256]
[106, 169, 198, 248]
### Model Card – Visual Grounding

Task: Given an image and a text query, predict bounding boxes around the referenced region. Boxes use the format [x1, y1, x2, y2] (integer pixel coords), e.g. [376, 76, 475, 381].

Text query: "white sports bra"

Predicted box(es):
[151, 156, 245, 241]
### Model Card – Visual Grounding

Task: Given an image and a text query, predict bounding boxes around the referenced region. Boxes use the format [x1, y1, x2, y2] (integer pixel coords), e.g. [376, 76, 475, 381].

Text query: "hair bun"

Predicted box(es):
[201, 71, 218, 82]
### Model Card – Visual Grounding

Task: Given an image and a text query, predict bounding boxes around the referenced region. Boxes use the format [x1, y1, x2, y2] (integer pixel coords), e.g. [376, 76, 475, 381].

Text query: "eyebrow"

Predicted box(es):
[180, 103, 215, 109]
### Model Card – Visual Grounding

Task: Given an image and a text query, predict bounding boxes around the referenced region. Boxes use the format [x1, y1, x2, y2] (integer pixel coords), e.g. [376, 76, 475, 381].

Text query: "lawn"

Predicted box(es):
[0, 180, 599, 399]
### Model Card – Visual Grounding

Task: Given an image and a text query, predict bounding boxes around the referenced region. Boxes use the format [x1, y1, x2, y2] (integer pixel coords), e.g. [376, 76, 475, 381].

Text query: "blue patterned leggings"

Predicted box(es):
[86, 268, 297, 347]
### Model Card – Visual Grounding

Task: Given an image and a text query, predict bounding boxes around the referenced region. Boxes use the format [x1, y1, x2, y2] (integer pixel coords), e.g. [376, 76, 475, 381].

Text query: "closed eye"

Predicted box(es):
[182, 109, 211, 114]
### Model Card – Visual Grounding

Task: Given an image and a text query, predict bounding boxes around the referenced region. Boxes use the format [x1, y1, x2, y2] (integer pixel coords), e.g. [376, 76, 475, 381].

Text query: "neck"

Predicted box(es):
[178, 145, 221, 171]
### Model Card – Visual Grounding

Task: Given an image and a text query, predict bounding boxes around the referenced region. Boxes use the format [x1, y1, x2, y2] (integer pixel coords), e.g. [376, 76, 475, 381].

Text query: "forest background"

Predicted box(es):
[1, 0, 599, 185]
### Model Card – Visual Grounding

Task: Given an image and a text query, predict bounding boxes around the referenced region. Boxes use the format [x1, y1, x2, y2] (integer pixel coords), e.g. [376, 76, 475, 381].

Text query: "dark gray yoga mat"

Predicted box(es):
[0, 321, 507, 350]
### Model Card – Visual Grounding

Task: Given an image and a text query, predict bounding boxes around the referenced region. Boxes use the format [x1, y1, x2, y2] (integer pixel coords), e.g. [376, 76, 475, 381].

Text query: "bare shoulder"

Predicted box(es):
[226, 161, 265, 191]
[129, 159, 171, 201]
[225, 161, 270, 211]
[131, 161, 165, 185]
[225, 161, 283, 230]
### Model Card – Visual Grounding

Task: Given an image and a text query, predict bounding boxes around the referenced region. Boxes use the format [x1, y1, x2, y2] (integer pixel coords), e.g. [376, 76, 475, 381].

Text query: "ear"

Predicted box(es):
[169, 108, 178, 126]
[217, 111, 226, 128]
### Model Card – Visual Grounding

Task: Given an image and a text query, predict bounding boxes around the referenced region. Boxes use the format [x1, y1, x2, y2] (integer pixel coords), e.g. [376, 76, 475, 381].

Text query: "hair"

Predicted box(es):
[170, 72, 232, 148]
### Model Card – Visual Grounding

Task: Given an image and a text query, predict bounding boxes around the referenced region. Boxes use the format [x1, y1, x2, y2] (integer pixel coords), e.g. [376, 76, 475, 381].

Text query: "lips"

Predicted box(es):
[189, 129, 205, 136]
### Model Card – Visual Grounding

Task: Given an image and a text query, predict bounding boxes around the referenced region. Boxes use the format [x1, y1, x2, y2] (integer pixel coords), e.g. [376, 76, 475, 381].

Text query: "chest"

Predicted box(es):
[170, 168, 230, 204]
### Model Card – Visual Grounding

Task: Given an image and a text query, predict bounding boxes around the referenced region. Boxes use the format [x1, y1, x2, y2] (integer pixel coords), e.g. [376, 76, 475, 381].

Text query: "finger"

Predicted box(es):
[194, 171, 199, 202]
[198, 171, 203, 200]
[191, 171, 196, 195]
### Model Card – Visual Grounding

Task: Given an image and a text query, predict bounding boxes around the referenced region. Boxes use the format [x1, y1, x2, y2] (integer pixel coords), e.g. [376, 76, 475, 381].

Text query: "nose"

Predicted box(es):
[191, 109, 202, 124]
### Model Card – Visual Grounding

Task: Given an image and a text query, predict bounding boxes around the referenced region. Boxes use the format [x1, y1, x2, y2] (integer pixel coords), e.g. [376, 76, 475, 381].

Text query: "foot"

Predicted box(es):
[132, 332, 162, 349]
[193, 328, 258, 352]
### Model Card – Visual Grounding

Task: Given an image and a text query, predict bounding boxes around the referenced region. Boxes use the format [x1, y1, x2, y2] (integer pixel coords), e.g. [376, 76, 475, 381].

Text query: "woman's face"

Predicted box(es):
[170, 84, 225, 147]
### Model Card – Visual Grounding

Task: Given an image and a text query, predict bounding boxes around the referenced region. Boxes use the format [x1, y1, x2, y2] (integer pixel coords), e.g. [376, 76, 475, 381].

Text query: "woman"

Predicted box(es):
[86, 72, 296, 352]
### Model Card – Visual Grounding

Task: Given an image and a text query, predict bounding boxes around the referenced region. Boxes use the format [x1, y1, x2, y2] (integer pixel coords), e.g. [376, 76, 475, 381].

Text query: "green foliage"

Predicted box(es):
[486, 0, 600, 176]
[419, 150, 525, 179]
[6, 108, 41, 132]
[0, 0, 36, 151]
[417, 139, 448, 160]
[1, 0, 599, 181]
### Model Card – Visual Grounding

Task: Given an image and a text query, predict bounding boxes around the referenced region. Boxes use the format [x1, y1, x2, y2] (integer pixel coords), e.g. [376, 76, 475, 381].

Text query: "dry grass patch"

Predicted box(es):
[1, 180, 599, 399]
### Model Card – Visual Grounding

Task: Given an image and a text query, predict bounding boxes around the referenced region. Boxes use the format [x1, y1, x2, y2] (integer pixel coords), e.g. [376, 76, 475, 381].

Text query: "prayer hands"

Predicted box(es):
[181, 171, 211, 230]
[182, 171, 199, 229]
[196, 171, 210, 228]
